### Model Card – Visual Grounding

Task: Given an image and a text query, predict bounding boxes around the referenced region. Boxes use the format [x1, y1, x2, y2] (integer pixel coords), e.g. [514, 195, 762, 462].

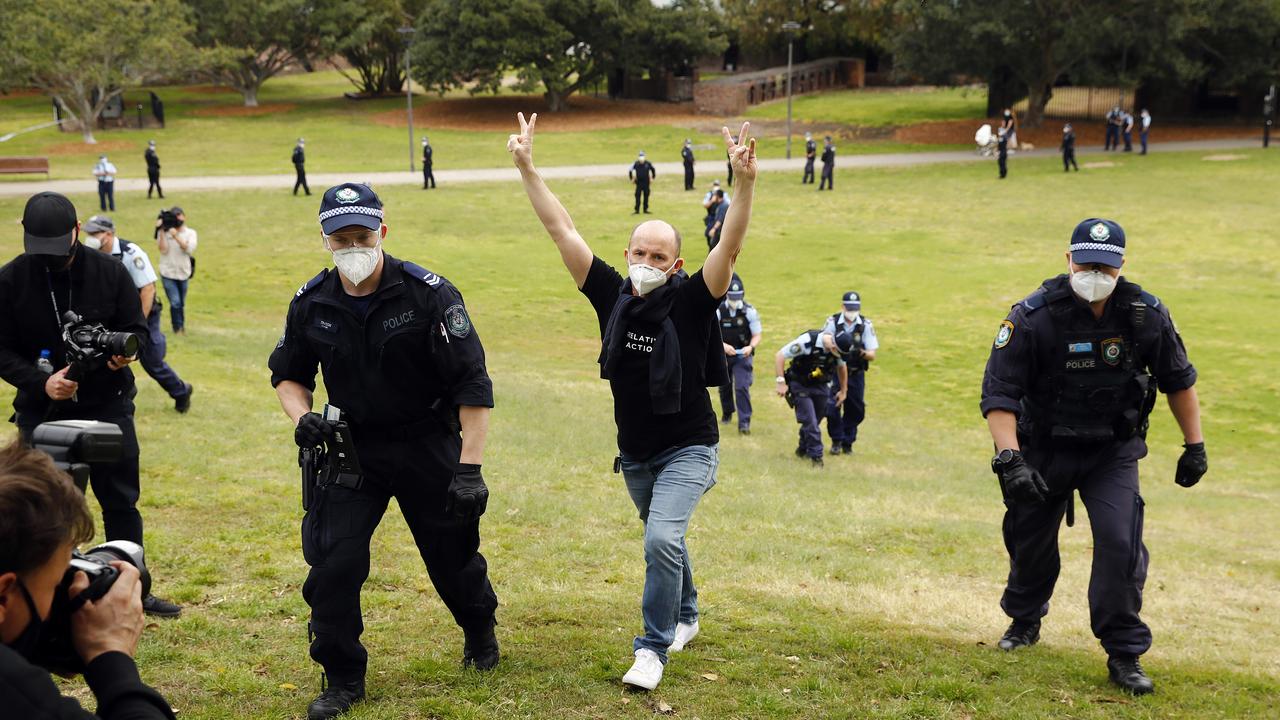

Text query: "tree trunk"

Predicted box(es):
[242, 85, 259, 107]
[544, 88, 570, 112]
[67, 94, 97, 144]
[1023, 81, 1053, 128]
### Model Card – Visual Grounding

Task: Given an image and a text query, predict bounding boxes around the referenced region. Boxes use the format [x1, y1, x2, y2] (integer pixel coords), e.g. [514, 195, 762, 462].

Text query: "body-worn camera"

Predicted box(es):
[28, 541, 151, 676]
[61, 310, 140, 382]
[157, 208, 182, 231]
[31, 420, 124, 491]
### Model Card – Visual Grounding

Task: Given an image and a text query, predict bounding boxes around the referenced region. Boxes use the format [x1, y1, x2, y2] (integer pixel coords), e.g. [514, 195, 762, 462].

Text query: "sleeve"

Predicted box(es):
[110, 264, 148, 345]
[432, 282, 494, 408]
[680, 269, 723, 315]
[0, 647, 98, 719]
[123, 249, 157, 289]
[83, 651, 177, 719]
[747, 306, 762, 335]
[1146, 303, 1197, 393]
[980, 304, 1035, 417]
[780, 333, 811, 360]
[183, 228, 197, 254]
[862, 321, 879, 351]
[0, 274, 50, 397]
[268, 295, 320, 391]
[578, 256, 625, 335]
[819, 316, 837, 337]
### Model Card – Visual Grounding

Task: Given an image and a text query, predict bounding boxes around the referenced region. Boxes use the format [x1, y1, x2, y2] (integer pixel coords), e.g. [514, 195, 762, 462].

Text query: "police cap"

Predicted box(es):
[842, 291, 861, 309]
[319, 182, 384, 235]
[1070, 218, 1125, 268]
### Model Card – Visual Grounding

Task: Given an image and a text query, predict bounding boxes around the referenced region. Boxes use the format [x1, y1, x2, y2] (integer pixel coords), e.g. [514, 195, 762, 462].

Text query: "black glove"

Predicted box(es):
[1175, 442, 1207, 488]
[294, 412, 333, 448]
[994, 450, 1049, 504]
[446, 463, 488, 522]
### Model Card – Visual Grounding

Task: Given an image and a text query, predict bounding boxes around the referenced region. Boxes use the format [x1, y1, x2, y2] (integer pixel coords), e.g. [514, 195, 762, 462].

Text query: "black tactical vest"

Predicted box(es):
[787, 331, 838, 387]
[719, 301, 753, 348]
[1022, 277, 1158, 445]
[828, 313, 870, 371]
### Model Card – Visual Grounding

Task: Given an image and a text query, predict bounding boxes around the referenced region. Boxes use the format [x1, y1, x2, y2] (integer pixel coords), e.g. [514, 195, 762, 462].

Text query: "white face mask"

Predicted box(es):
[331, 242, 381, 285]
[1069, 268, 1118, 303]
[628, 258, 676, 296]
[83, 236, 103, 251]
[843, 310, 860, 323]
[726, 298, 743, 310]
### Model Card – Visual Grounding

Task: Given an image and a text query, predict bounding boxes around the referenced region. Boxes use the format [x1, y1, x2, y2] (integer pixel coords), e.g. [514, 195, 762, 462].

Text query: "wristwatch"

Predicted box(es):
[991, 448, 1020, 475]
[775, 376, 786, 383]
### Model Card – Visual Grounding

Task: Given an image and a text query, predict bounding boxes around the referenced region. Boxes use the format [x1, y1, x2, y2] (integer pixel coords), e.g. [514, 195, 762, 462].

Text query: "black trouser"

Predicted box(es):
[634, 185, 650, 212]
[18, 397, 143, 546]
[1063, 150, 1078, 171]
[825, 369, 865, 447]
[803, 158, 815, 183]
[294, 163, 310, 195]
[819, 163, 833, 190]
[423, 166, 435, 189]
[147, 169, 163, 198]
[1105, 125, 1119, 150]
[98, 181, 115, 211]
[998, 152, 1008, 178]
[1000, 438, 1151, 656]
[301, 430, 498, 684]
[683, 162, 694, 190]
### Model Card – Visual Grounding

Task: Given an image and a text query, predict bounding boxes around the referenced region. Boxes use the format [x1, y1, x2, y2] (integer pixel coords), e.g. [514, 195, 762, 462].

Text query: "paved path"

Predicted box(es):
[0, 138, 1262, 198]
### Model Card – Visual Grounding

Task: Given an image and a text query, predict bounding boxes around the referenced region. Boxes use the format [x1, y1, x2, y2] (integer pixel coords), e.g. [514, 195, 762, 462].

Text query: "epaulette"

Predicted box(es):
[1021, 285, 1071, 313]
[1138, 290, 1160, 310]
[295, 269, 328, 298]
[401, 261, 443, 288]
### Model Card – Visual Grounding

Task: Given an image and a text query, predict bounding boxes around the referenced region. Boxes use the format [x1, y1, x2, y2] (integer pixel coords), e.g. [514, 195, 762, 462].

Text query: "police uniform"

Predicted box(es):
[1061, 125, 1079, 172]
[1122, 111, 1135, 152]
[716, 276, 760, 433]
[997, 128, 1009, 179]
[268, 184, 498, 698]
[802, 136, 817, 184]
[629, 154, 656, 213]
[1105, 107, 1122, 151]
[144, 143, 163, 199]
[681, 141, 695, 191]
[422, 139, 435, 189]
[780, 330, 846, 462]
[981, 219, 1202, 693]
[293, 141, 310, 196]
[819, 138, 835, 190]
[820, 291, 878, 454]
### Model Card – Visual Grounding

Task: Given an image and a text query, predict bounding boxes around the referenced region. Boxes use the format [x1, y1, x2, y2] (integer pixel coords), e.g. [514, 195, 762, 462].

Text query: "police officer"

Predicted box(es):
[83, 215, 193, 413]
[0, 192, 182, 618]
[681, 139, 695, 191]
[716, 275, 761, 435]
[269, 183, 499, 719]
[819, 291, 877, 456]
[1060, 123, 1079, 172]
[629, 151, 656, 214]
[422, 136, 435, 189]
[1122, 110, 1135, 152]
[997, 127, 1009, 179]
[144, 140, 163, 200]
[292, 138, 310, 196]
[775, 329, 850, 466]
[802, 132, 816, 184]
[981, 218, 1206, 696]
[1139, 109, 1151, 155]
[1104, 106, 1122, 151]
[818, 136, 835, 191]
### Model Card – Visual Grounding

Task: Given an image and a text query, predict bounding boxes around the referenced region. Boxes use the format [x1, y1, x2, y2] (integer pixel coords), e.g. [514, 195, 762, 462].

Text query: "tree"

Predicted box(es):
[0, 0, 199, 143]
[188, 0, 324, 107]
[410, 0, 725, 112]
[722, 0, 896, 65]
[316, 0, 427, 96]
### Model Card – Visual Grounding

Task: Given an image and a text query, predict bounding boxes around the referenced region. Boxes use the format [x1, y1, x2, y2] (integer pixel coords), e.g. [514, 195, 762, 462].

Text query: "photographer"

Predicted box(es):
[0, 439, 175, 719]
[0, 192, 180, 618]
[154, 207, 196, 335]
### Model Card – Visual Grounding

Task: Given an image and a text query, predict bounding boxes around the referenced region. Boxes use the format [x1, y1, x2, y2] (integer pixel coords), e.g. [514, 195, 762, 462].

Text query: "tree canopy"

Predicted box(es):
[187, 0, 325, 107]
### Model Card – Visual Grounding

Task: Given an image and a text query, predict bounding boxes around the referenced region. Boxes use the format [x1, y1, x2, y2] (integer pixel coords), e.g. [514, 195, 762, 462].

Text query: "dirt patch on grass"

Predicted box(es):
[41, 139, 135, 156]
[1081, 161, 1118, 169]
[892, 118, 1258, 146]
[370, 94, 699, 131]
[190, 103, 298, 117]
[1202, 154, 1248, 162]
[0, 88, 44, 98]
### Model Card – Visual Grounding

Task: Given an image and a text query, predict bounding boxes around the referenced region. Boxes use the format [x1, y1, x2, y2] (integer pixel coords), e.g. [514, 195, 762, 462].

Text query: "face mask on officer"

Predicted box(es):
[325, 231, 382, 285]
[82, 232, 106, 251]
[843, 309, 860, 323]
[1069, 266, 1119, 303]
[727, 298, 743, 310]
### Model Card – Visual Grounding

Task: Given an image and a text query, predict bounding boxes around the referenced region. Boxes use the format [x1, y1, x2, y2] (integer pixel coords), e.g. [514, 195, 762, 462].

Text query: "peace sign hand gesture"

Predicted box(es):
[508, 112, 537, 171]
[723, 121, 757, 183]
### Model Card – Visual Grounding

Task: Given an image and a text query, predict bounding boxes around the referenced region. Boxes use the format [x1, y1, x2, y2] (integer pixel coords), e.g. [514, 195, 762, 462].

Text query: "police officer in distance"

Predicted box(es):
[981, 218, 1207, 696]
[802, 132, 816, 184]
[818, 136, 835, 191]
[775, 329, 851, 466]
[269, 183, 499, 719]
[293, 138, 310, 196]
[83, 216, 194, 413]
[629, 150, 656, 214]
[1104, 107, 1122, 151]
[144, 140, 163, 200]
[0, 192, 182, 618]
[716, 275, 761, 435]
[422, 136, 435, 189]
[819, 291, 877, 456]
[681, 139, 695, 191]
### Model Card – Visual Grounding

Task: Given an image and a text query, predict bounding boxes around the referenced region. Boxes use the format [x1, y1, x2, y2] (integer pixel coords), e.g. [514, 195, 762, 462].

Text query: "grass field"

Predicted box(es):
[0, 74, 971, 183]
[0, 146, 1277, 719]
[746, 86, 988, 127]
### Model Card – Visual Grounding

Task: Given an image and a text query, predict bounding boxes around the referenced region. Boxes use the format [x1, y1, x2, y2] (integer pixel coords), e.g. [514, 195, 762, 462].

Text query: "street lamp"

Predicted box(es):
[782, 21, 801, 159]
[397, 26, 417, 172]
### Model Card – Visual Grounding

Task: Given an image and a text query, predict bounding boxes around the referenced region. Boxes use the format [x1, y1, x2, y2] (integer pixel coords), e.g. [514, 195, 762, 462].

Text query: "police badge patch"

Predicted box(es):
[335, 187, 361, 204]
[133, 257, 145, 270]
[1102, 337, 1124, 366]
[444, 304, 471, 338]
[994, 320, 1014, 349]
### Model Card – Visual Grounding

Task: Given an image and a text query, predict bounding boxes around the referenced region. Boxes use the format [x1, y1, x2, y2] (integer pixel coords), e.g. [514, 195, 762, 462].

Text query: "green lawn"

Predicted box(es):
[0, 147, 1276, 718]
[747, 86, 988, 127]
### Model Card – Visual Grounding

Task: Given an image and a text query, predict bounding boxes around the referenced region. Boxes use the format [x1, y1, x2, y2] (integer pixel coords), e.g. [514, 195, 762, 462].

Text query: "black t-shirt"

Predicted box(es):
[581, 257, 721, 459]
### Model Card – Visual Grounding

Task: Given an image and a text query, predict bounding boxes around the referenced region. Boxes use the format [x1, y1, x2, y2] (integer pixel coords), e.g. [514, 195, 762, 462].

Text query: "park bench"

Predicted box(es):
[0, 157, 51, 177]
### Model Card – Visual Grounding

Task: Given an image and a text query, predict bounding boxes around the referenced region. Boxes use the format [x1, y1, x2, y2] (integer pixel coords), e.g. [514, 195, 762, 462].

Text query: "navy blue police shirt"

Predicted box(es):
[580, 257, 722, 459]
[981, 275, 1196, 444]
[269, 253, 493, 431]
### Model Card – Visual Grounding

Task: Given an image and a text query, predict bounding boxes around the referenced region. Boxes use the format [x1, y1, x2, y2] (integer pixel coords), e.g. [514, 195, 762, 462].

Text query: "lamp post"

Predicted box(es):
[782, 21, 801, 159]
[398, 26, 417, 172]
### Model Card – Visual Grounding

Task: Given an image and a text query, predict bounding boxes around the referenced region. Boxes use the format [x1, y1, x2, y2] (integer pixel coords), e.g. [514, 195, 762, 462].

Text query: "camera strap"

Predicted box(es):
[45, 269, 71, 331]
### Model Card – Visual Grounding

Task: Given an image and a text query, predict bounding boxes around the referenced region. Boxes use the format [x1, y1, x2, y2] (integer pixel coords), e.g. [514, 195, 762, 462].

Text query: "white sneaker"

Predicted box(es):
[669, 621, 700, 652]
[621, 648, 664, 690]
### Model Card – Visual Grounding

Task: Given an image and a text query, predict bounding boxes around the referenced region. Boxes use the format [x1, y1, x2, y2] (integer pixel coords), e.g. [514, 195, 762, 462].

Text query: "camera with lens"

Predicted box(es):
[157, 208, 182, 231]
[60, 310, 140, 382]
[31, 419, 124, 492]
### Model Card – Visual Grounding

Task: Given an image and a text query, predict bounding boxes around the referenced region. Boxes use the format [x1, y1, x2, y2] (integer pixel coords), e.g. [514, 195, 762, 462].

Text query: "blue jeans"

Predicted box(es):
[620, 444, 718, 661]
[161, 276, 188, 331]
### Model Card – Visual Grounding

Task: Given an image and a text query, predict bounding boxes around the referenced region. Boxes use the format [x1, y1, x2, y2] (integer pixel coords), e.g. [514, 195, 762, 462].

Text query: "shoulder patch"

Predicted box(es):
[994, 320, 1015, 349]
[295, 269, 328, 298]
[1139, 290, 1160, 309]
[133, 257, 145, 270]
[402, 261, 443, 288]
[444, 303, 471, 338]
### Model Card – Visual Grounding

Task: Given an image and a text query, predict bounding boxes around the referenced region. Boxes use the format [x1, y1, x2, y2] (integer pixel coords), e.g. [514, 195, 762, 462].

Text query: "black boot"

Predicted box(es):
[463, 625, 500, 671]
[997, 619, 1040, 651]
[307, 680, 365, 719]
[1107, 654, 1154, 695]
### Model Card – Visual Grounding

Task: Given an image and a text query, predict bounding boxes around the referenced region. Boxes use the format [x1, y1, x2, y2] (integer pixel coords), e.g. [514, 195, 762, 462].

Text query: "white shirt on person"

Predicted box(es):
[158, 226, 197, 280]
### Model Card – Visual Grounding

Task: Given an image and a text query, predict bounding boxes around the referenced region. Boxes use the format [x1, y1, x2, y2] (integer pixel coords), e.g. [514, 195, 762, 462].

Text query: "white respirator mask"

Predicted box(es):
[843, 310, 860, 323]
[82, 236, 103, 251]
[628, 259, 676, 296]
[1069, 268, 1118, 303]
[330, 241, 381, 285]
[726, 298, 743, 310]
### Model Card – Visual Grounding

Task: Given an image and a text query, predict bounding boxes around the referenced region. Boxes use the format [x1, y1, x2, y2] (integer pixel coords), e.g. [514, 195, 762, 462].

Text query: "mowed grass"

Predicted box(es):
[0, 147, 1276, 719]
[1, 72, 970, 183]
[746, 86, 987, 127]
